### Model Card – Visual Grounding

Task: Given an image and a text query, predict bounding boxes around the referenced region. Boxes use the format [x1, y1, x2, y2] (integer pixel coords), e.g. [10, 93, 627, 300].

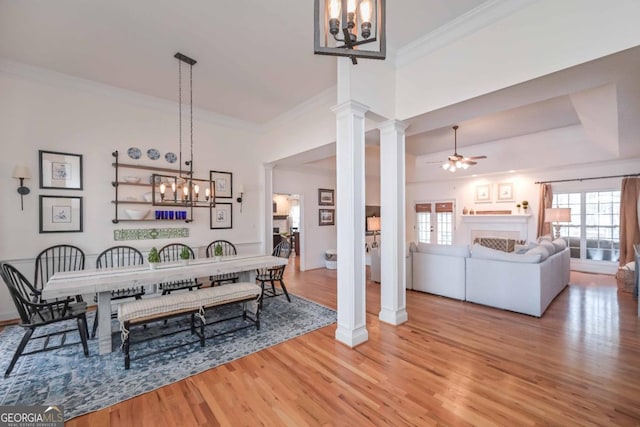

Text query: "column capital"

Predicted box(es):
[378, 119, 409, 133]
[331, 100, 370, 117]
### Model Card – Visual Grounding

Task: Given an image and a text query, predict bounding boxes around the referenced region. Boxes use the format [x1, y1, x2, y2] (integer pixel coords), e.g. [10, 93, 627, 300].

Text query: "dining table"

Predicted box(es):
[41, 254, 289, 354]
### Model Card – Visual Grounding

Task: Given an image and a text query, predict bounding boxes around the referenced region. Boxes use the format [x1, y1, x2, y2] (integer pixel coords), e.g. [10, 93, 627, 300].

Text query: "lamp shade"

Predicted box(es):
[367, 216, 381, 232]
[545, 208, 571, 222]
[237, 184, 245, 194]
[12, 165, 31, 179]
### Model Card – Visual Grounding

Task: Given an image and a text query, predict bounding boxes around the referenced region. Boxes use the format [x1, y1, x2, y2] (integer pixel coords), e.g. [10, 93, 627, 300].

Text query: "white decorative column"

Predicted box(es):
[378, 119, 408, 325]
[332, 100, 369, 347]
[264, 165, 274, 255]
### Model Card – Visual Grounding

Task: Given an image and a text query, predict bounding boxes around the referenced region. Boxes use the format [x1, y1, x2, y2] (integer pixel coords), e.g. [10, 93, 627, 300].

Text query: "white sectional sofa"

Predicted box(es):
[411, 243, 470, 300]
[465, 242, 570, 317]
[409, 238, 571, 317]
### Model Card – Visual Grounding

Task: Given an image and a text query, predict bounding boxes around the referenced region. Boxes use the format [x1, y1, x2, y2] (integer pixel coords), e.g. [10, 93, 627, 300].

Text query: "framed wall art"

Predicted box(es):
[209, 170, 232, 198]
[39, 195, 83, 233]
[474, 184, 492, 203]
[319, 208, 335, 226]
[39, 150, 83, 190]
[318, 188, 334, 206]
[496, 182, 515, 202]
[210, 202, 232, 229]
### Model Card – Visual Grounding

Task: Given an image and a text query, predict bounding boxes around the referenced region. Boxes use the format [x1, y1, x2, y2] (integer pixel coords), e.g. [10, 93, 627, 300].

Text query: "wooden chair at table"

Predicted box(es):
[34, 244, 85, 303]
[256, 239, 292, 306]
[0, 262, 89, 377]
[157, 243, 202, 294]
[91, 246, 146, 339]
[205, 240, 240, 286]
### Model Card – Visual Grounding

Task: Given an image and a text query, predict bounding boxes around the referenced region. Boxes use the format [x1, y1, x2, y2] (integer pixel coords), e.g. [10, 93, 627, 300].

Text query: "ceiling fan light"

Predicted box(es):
[462, 163, 469, 169]
[442, 163, 450, 170]
[449, 166, 456, 172]
[455, 160, 462, 168]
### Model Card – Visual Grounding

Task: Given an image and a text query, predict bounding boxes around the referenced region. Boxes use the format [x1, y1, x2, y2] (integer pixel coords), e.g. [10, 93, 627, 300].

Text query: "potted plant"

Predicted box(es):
[214, 243, 223, 261]
[148, 247, 160, 270]
[179, 246, 191, 266]
[522, 200, 529, 212]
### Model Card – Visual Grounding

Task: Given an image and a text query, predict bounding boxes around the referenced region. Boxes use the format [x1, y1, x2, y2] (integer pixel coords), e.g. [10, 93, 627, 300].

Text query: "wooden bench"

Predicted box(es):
[117, 282, 261, 369]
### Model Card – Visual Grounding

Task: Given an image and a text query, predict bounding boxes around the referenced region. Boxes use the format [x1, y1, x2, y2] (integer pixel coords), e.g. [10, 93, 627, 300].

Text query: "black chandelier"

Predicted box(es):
[151, 52, 214, 212]
[314, 0, 386, 64]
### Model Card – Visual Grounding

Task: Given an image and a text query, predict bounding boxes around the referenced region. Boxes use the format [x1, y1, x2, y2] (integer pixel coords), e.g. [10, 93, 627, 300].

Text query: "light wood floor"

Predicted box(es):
[64, 258, 640, 426]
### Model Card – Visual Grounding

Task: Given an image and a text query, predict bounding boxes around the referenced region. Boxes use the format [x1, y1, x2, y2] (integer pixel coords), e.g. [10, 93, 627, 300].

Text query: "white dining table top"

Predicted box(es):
[41, 254, 287, 300]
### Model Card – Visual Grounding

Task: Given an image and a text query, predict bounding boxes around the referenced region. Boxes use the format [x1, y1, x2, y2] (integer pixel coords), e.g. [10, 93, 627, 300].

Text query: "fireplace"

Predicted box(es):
[461, 214, 531, 244]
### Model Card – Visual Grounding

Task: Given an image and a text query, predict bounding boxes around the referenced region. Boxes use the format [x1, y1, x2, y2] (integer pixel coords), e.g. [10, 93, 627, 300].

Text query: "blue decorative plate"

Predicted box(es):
[165, 152, 177, 163]
[147, 148, 160, 160]
[127, 147, 141, 160]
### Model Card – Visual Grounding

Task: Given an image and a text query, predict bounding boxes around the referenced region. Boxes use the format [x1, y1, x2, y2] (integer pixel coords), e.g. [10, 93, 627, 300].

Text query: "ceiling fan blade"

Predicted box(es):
[462, 160, 478, 166]
[465, 155, 487, 160]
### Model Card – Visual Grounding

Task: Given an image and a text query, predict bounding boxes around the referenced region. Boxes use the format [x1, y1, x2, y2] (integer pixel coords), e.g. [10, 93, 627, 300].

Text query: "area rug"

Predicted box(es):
[0, 294, 336, 421]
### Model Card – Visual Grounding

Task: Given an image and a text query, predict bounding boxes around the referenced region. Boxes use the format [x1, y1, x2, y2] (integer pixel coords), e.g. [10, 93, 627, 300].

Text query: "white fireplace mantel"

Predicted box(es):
[461, 214, 532, 224]
[461, 214, 532, 243]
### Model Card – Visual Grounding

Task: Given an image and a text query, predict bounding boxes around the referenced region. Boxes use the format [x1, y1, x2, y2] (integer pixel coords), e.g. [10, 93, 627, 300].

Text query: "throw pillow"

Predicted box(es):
[526, 245, 550, 261]
[539, 240, 556, 256]
[471, 243, 542, 263]
[551, 238, 567, 252]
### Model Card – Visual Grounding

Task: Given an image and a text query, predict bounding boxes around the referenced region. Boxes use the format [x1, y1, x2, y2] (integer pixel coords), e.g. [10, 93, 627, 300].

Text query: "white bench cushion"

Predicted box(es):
[118, 282, 261, 323]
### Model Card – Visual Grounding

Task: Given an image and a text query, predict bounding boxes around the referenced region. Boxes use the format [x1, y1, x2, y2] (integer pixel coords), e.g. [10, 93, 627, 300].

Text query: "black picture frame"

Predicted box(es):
[210, 170, 232, 199]
[318, 188, 334, 206]
[39, 195, 83, 233]
[210, 202, 232, 229]
[319, 208, 335, 226]
[39, 150, 83, 190]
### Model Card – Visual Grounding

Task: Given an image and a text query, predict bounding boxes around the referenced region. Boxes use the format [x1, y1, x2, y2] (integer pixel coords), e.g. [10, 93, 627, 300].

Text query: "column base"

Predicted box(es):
[378, 308, 408, 325]
[335, 325, 369, 347]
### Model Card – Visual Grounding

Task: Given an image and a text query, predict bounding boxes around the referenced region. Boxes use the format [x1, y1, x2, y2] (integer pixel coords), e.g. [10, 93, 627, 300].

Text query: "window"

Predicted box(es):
[415, 201, 454, 245]
[552, 190, 620, 262]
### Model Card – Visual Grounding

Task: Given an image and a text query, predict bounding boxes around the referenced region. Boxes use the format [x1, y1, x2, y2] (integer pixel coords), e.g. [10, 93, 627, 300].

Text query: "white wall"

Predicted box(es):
[0, 67, 264, 320]
[272, 168, 337, 270]
[396, 0, 640, 120]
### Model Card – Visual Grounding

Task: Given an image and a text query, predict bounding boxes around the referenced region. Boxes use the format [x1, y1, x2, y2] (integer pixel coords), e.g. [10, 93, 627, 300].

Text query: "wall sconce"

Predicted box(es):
[12, 165, 31, 211]
[236, 184, 244, 212]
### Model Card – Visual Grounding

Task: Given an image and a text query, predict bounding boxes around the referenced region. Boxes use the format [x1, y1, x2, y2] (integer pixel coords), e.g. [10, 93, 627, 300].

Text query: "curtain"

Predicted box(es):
[536, 183, 552, 238]
[619, 177, 640, 266]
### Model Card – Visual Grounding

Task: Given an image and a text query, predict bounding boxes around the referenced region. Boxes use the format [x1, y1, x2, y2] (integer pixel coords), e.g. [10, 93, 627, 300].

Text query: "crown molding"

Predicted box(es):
[261, 86, 337, 133]
[0, 58, 260, 132]
[395, 0, 538, 68]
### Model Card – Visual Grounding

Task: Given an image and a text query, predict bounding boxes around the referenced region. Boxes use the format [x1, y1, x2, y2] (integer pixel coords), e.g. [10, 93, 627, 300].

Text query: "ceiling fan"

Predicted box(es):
[433, 125, 487, 172]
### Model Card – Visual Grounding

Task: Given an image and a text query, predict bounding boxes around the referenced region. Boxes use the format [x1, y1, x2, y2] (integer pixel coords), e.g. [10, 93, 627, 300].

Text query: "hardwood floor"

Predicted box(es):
[66, 260, 640, 426]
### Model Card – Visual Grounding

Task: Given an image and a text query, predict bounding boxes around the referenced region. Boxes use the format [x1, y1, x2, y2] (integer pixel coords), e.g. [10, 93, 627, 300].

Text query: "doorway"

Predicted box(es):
[272, 193, 302, 271]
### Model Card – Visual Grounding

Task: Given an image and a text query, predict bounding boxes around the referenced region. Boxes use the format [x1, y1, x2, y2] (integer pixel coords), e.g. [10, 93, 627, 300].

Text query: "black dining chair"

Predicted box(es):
[157, 243, 201, 294]
[34, 244, 85, 302]
[91, 246, 146, 338]
[256, 240, 292, 306]
[205, 240, 240, 285]
[0, 262, 89, 377]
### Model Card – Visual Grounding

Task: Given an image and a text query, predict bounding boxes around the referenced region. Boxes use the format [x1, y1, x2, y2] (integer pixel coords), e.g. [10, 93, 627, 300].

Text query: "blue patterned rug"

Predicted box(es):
[0, 294, 336, 421]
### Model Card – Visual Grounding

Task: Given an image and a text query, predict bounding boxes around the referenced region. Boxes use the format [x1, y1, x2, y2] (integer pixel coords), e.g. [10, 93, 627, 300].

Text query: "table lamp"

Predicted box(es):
[545, 208, 571, 238]
[367, 216, 381, 248]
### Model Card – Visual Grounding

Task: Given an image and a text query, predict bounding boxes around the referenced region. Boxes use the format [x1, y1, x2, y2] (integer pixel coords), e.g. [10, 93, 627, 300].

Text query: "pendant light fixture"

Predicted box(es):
[314, 0, 386, 64]
[151, 52, 214, 214]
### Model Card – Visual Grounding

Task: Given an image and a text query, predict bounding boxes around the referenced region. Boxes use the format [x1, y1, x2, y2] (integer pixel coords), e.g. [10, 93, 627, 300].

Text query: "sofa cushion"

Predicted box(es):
[552, 238, 567, 252]
[471, 243, 542, 263]
[537, 234, 553, 243]
[526, 245, 550, 261]
[539, 240, 556, 256]
[416, 243, 470, 257]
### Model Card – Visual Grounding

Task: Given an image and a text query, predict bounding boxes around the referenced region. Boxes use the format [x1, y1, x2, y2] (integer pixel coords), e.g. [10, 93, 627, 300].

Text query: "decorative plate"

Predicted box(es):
[147, 148, 160, 160]
[165, 152, 177, 163]
[127, 147, 141, 160]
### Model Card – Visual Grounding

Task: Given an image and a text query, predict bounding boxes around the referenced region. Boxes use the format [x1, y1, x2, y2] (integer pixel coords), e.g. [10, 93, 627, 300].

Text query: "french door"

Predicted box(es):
[415, 201, 454, 245]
